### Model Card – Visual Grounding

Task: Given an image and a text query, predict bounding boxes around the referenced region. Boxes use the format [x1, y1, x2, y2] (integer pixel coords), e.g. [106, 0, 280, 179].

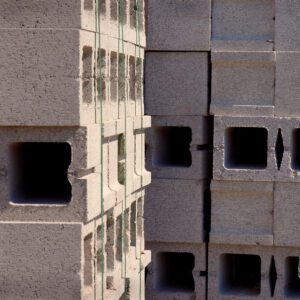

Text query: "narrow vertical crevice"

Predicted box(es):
[275, 128, 284, 170]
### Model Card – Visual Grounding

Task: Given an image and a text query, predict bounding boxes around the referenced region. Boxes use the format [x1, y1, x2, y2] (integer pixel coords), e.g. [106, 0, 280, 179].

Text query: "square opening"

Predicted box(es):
[285, 257, 300, 297]
[155, 252, 195, 293]
[9, 142, 72, 204]
[219, 254, 261, 296]
[225, 127, 268, 169]
[152, 127, 192, 167]
[292, 129, 300, 170]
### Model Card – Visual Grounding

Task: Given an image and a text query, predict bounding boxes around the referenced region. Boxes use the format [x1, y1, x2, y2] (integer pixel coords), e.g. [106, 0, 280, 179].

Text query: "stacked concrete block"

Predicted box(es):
[209, 1, 300, 298]
[144, 1, 212, 298]
[0, 0, 150, 299]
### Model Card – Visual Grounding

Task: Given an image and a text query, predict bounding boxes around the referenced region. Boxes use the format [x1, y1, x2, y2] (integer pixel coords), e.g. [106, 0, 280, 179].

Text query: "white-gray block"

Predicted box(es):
[211, 52, 275, 116]
[212, 0, 274, 50]
[146, 0, 211, 50]
[145, 52, 209, 116]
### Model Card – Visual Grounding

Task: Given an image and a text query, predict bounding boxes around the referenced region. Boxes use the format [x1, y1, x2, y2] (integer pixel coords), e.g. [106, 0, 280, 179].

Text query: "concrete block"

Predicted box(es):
[275, 52, 300, 118]
[145, 52, 209, 116]
[212, 0, 274, 50]
[211, 52, 275, 116]
[0, 222, 82, 300]
[145, 242, 206, 300]
[146, 116, 212, 180]
[211, 180, 274, 245]
[275, 0, 300, 50]
[145, 179, 207, 244]
[274, 182, 300, 247]
[208, 244, 300, 299]
[146, 0, 211, 50]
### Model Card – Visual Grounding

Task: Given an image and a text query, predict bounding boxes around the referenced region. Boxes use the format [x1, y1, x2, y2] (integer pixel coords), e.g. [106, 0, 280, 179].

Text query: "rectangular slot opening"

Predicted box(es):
[130, 202, 137, 247]
[225, 127, 268, 169]
[97, 49, 107, 102]
[136, 58, 142, 101]
[137, 197, 143, 238]
[106, 209, 115, 271]
[153, 127, 192, 167]
[129, 56, 136, 101]
[118, 134, 125, 185]
[285, 257, 300, 297]
[110, 0, 118, 21]
[124, 208, 130, 253]
[119, 0, 128, 25]
[292, 129, 300, 170]
[138, 0, 144, 32]
[219, 254, 261, 296]
[9, 142, 71, 204]
[116, 215, 123, 262]
[98, 0, 106, 15]
[118, 54, 126, 103]
[155, 252, 195, 293]
[82, 46, 93, 104]
[110, 51, 118, 102]
[96, 225, 103, 275]
[84, 233, 93, 297]
[84, 0, 93, 10]
[129, 0, 137, 28]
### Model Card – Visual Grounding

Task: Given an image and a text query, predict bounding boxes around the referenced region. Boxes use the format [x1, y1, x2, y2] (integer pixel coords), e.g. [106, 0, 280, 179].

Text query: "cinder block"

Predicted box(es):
[211, 52, 275, 116]
[275, 0, 300, 50]
[0, 222, 82, 300]
[145, 52, 209, 116]
[275, 52, 300, 117]
[211, 180, 274, 245]
[145, 179, 207, 244]
[274, 182, 300, 247]
[146, 116, 212, 180]
[146, 0, 211, 50]
[145, 242, 206, 300]
[212, 0, 274, 50]
[208, 244, 300, 299]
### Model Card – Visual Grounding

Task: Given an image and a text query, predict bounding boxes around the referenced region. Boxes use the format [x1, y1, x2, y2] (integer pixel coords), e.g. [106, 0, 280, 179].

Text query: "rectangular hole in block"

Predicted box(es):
[84, 233, 93, 296]
[129, 0, 137, 28]
[118, 54, 126, 103]
[137, 197, 143, 238]
[106, 209, 115, 271]
[9, 142, 71, 204]
[82, 46, 93, 104]
[225, 127, 268, 169]
[138, 0, 144, 31]
[116, 215, 123, 262]
[110, 0, 118, 21]
[219, 254, 261, 296]
[97, 49, 107, 102]
[96, 225, 103, 275]
[98, 0, 106, 15]
[118, 0, 128, 25]
[155, 252, 195, 293]
[292, 129, 300, 170]
[84, 0, 94, 10]
[153, 127, 192, 167]
[285, 257, 300, 297]
[118, 134, 125, 185]
[110, 51, 118, 102]
[124, 208, 130, 253]
[129, 56, 136, 101]
[136, 58, 142, 101]
[130, 202, 137, 247]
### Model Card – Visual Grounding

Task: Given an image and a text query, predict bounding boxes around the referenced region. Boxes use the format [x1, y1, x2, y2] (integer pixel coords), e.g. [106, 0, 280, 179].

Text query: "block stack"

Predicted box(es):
[209, 1, 300, 298]
[0, 1, 150, 299]
[144, 1, 212, 299]
[145, 0, 300, 299]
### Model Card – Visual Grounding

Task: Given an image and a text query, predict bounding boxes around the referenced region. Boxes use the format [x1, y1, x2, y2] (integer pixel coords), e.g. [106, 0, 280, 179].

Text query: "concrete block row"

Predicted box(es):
[0, 118, 149, 223]
[213, 116, 300, 182]
[145, 179, 209, 244]
[147, 0, 300, 51]
[145, 52, 209, 116]
[146, 116, 212, 180]
[145, 242, 206, 300]
[212, 51, 300, 118]
[208, 244, 300, 299]
[0, 0, 145, 46]
[0, 30, 145, 126]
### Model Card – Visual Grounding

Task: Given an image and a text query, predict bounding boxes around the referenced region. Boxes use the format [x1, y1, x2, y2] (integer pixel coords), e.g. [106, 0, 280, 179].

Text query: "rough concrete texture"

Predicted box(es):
[275, 52, 300, 117]
[212, 0, 274, 51]
[146, 0, 210, 50]
[145, 242, 206, 300]
[0, 222, 82, 300]
[275, 0, 300, 50]
[145, 179, 207, 244]
[211, 51, 275, 116]
[145, 52, 209, 116]
[211, 180, 274, 246]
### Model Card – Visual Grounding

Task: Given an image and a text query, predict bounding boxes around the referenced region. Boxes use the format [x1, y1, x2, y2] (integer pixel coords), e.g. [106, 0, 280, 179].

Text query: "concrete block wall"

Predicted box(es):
[0, 0, 150, 299]
[145, 0, 300, 299]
